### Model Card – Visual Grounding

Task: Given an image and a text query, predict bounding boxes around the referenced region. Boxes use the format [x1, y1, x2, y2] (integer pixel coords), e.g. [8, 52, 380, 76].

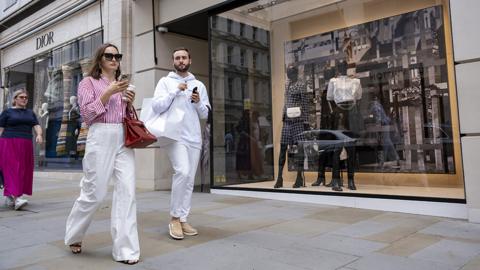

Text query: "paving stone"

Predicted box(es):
[213, 196, 265, 205]
[206, 216, 283, 233]
[34, 248, 121, 270]
[332, 220, 395, 238]
[223, 230, 302, 251]
[300, 234, 388, 256]
[205, 201, 315, 220]
[140, 240, 278, 270]
[378, 233, 442, 257]
[0, 228, 60, 252]
[420, 221, 480, 242]
[307, 207, 383, 224]
[460, 254, 480, 270]
[271, 244, 358, 270]
[227, 259, 311, 270]
[364, 226, 422, 243]
[0, 244, 66, 269]
[347, 252, 458, 270]
[410, 239, 480, 267]
[262, 218, 346, 237]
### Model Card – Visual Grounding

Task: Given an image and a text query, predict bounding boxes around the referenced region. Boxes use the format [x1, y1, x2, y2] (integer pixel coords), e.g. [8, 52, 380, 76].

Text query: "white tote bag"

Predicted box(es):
[142, 97, 185, 146]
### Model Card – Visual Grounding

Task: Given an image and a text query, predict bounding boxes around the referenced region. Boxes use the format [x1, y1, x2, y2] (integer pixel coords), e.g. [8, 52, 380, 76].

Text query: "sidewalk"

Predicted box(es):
[1, 177, 480, 270]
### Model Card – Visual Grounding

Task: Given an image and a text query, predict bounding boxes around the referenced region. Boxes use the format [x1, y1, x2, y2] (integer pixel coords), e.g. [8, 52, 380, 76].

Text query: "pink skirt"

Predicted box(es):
[0, 137, 34, 197]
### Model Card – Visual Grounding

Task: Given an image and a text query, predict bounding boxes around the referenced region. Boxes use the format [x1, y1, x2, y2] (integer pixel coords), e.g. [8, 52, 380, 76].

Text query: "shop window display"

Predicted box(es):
[3, 31, 102, 169]
[210, 0, 464, 199]
[283, 6, 454, 175]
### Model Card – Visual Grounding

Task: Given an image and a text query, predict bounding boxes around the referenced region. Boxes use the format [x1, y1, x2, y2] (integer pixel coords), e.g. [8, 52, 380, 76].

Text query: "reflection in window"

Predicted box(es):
[4, 31, 102, 169]
[211, 15, 274, 185]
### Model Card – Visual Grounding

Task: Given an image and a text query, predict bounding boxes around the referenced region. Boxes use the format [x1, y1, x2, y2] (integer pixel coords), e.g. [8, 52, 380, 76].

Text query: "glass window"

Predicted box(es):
[227, 19, 232, 33]
[3, 31, 103, 170]
[209, 0, 463, 200]
[227, 46, 233, 64]
[211, 15, 274, 186]
[240, 23, 245, 37]
[240, 49, 246, 66]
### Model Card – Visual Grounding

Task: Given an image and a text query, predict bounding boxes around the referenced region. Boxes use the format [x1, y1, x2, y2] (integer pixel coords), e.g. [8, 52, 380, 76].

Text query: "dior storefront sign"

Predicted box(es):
[36, 31, 54, 50]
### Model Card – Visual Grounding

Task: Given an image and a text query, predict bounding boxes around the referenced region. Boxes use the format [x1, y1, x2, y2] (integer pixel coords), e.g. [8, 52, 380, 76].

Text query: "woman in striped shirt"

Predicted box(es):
[64, 43, 140, 265]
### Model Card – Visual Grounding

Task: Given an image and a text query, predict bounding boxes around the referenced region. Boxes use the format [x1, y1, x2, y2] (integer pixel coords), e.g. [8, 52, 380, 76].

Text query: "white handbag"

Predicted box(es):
[142, 97, 185, 146]
[286, 107, 301, 118]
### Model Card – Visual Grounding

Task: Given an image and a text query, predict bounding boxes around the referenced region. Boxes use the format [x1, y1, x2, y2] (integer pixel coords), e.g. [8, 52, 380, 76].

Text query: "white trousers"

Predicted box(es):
[166, 142, 201, 222]
[64, 123, 140, 261]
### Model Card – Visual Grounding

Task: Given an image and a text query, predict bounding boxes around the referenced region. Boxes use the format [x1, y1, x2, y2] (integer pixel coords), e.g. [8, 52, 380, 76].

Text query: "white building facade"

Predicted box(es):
[1, 0, 480, 223]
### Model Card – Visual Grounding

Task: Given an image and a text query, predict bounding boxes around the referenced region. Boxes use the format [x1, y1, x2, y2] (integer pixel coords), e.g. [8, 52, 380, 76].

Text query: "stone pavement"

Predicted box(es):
[1, 177, 480, 270]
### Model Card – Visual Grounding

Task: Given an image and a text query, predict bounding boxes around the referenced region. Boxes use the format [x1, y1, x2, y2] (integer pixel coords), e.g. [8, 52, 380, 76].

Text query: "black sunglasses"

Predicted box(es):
[103, 53, 123, 61]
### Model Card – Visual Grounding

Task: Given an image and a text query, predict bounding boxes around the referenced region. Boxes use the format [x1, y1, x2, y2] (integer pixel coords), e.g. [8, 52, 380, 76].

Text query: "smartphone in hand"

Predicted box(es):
[191, 87, 198, 103]
[119, 74, 130, 81]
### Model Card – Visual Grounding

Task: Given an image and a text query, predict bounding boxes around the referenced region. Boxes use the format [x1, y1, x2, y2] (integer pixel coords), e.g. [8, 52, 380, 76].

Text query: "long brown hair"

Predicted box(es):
[88, 43, 121, 80]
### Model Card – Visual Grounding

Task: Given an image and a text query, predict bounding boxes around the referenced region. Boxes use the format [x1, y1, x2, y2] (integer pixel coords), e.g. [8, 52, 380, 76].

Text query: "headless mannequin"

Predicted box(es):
[321, 64, 360, 191]
[274, 65, 309, 188]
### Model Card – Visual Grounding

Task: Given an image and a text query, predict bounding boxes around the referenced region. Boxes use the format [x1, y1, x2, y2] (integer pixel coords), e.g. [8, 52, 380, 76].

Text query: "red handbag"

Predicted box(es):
[124, 106, 157, 148]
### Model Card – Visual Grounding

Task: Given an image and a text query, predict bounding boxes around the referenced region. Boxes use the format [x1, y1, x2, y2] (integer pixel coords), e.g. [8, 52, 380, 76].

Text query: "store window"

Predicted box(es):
[3, 31, 102, 169]
[210, 0, 464, 200]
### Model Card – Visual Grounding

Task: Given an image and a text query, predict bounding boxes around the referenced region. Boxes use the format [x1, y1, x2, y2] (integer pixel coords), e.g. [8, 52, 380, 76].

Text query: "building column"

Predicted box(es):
[450, 0, 480, 223]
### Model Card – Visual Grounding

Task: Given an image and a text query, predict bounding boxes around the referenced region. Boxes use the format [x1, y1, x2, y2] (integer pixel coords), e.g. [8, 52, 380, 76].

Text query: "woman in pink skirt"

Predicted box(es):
[0, 89, 43, 210]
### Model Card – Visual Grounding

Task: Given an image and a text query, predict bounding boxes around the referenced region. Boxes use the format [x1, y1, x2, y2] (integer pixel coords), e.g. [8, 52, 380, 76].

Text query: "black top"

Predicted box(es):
[0, 108, 39, 139]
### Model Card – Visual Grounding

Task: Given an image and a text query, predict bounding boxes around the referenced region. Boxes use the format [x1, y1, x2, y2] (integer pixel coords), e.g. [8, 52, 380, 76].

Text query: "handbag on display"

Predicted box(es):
[286, 106, 301, 118]
[123, 106, 157, 148]
[144, 96, 185, 146]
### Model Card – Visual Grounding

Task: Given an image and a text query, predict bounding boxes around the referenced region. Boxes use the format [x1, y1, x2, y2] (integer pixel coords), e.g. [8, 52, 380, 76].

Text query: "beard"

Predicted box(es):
[174, 63, 190, 73]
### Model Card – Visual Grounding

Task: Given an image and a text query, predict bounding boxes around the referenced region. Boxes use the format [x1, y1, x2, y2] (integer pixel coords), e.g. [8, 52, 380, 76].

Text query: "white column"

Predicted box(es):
[451, 0, 480, 223]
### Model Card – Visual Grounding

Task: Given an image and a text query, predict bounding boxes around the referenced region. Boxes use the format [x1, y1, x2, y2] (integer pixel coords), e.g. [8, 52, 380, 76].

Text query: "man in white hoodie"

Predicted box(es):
[151, 47, 210, 240]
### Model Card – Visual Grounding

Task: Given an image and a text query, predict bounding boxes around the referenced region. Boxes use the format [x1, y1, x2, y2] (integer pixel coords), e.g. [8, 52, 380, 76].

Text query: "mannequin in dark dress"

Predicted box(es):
[274, 65, 310, 188]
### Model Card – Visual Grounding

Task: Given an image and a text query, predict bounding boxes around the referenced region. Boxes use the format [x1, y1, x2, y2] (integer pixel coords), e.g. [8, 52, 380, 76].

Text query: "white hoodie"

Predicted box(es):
[152, 72, 210, 149]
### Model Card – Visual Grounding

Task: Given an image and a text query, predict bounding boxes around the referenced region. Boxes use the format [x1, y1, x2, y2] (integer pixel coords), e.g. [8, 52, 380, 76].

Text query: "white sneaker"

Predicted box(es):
[14, 197, 27, 210]
[5, 196, 14, 208]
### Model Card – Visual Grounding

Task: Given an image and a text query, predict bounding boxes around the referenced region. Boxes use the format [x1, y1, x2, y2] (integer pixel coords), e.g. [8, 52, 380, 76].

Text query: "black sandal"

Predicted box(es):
[69, 243, 82, 254]
[121, 259, 139, 265]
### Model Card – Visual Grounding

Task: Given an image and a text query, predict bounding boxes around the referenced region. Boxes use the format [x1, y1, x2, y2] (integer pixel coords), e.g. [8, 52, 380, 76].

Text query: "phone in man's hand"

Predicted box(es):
[191, 87, 198, 103]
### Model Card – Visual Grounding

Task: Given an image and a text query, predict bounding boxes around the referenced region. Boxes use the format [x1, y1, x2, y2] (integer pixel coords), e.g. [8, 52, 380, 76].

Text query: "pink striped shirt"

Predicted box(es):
[78, 76, 126, 126]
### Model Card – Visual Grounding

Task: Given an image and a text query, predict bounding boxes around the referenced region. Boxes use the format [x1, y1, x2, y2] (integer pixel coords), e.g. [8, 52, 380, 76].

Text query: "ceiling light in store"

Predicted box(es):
[247, 0, 290, 13]
[247, 0, 346, 13]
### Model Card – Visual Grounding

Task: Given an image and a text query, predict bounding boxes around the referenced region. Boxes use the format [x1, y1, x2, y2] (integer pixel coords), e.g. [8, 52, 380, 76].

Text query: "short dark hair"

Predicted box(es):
[88, 43, 122, 80]
[172, 47, 191, 59]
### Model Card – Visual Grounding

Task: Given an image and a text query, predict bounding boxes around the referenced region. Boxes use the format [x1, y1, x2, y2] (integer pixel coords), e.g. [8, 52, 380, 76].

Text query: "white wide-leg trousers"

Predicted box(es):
[64, 123, 140, 261]
[166, 142, 201, 222]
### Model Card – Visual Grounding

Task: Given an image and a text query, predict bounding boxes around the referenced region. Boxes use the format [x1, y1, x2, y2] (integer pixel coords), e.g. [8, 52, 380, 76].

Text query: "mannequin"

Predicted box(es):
[68, 96, 79, 121]
[274, 64, 309, 188]
[322, 62, 361, 191]
[39, 102, 49, 129]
